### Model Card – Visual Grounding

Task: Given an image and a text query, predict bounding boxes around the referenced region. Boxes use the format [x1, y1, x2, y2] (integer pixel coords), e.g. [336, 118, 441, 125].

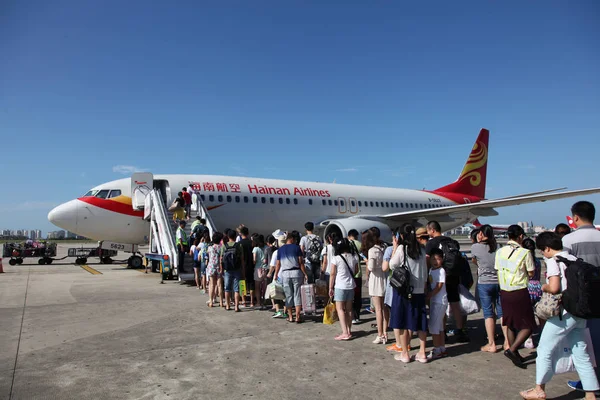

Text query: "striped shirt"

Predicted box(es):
[562, 225, 600, 267]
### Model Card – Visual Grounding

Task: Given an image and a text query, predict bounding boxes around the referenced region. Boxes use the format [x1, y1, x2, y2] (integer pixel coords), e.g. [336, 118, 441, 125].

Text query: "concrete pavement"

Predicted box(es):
[0, 247, 584, 400]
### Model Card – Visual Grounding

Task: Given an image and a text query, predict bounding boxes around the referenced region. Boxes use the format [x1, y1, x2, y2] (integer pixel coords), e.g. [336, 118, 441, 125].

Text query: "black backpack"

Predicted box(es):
[438, 237, 465, 277]
[389, 245, 413, 299]
[222, 243, 241, 271]
[191, 224, 207, 241]
[306, 236, 323, 264]
[556, 256, 600, 319]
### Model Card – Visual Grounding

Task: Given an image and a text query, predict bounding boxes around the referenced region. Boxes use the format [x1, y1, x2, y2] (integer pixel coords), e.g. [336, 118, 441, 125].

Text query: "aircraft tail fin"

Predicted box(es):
[433, 128, 489, 200]
[566, 216, 577, 229]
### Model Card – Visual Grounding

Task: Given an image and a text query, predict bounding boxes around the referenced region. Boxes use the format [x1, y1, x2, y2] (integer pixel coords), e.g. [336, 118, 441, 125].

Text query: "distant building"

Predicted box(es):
[1, 229, 10, 236]
[35, 230, 42, 239]
[66, 231, 77, 239]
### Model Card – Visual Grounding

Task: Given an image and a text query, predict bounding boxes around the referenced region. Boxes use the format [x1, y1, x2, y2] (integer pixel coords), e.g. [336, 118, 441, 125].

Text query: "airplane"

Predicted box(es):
[566, 216, 600, 231]
[48, 128, 600, 254]
[472, 219, 509, 233]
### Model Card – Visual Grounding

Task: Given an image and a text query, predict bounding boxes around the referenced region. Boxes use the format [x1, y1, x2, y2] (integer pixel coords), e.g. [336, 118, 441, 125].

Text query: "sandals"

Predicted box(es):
[414, 354, 429, 364]
[519, 388, 546, 399]
[481, 344, 498, 353]
[335, 334, 352, 341]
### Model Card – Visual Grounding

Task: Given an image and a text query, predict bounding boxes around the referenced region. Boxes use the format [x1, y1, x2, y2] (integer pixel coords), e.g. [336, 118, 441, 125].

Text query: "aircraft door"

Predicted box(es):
[337, 197, 347, 214]
[131, 173, 153, 210]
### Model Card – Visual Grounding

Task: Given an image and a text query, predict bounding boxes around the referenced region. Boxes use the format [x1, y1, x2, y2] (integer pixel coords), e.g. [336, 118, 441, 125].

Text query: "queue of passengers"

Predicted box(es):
[176, 201, 600, 400]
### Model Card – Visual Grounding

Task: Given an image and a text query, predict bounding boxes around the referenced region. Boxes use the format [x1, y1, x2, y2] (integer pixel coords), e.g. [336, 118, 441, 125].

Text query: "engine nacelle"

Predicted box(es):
[321, 218, 393, 243]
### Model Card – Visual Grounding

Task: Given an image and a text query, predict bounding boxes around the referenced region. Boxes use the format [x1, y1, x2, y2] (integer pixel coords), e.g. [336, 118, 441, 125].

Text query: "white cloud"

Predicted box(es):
[0, 201, 59, 212]
[335, 168, 358, 173]
[112, 165, 145, 174]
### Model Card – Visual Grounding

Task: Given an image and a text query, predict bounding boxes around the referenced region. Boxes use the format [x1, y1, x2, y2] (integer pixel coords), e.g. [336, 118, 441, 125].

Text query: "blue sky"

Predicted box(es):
[1, 1, 599, 234]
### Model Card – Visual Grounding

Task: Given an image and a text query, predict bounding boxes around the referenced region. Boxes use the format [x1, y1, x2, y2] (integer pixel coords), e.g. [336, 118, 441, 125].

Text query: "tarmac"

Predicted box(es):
[0, 242, 585, 400]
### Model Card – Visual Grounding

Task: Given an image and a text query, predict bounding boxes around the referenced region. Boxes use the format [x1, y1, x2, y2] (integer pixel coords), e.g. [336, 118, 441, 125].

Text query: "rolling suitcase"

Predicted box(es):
[301, 284, 316, 313]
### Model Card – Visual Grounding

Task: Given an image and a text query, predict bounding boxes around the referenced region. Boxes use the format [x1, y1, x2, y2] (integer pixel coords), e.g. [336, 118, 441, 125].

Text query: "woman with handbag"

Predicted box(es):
[388, 223, 428, 363]
[329, 238, 359, 340]
[520, 232, 599, 400]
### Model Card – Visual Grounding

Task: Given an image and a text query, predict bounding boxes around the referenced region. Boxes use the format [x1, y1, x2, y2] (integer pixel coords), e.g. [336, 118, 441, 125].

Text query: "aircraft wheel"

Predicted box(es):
[129, 256, 143, 269]
[46, 258, 53, 265]
[9, 259, 16, 266]
[38, 259, 45, 265]
[16, 258, 23, 265]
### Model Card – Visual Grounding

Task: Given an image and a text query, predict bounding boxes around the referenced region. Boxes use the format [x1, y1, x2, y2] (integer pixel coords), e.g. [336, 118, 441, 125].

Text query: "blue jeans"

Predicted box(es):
[536, 313, 599, 391]
[224, 270, 242, 293]
[478, 283, 503, 319]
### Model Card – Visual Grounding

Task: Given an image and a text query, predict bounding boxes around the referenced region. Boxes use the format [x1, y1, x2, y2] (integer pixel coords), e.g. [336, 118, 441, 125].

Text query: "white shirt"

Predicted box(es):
[429, 267, 447, 304]
[545, 251, 577, 292]
[389, 246, 427, 294]
[321, 244, 335, 275]
[270, 249, 279, 268]
[331, 254, 357, 290]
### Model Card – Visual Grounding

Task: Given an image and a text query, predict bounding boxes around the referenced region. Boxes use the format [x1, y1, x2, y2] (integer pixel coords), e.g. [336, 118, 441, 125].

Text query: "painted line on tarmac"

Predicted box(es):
[80, 264, 102, 275]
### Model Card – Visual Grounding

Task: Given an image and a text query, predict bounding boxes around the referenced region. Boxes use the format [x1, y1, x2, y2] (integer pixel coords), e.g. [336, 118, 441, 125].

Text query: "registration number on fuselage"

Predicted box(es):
[101, 241, 138, 253]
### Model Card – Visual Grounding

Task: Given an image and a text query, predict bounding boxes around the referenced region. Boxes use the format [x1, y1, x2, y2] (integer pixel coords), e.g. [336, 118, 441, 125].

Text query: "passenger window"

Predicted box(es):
[308, 199, 312, 205]
[286, 198, 290, 205]
[200, 194, 205, 201]
[385, 202, 389, 207]
[334, 200, 338, 206]
[370, 201, 374, 207]
[261, 197, 266, 204]
[226, 195, 232, 202]
[244, 196, 249, 203]
[375, 201, 379, 207]
[107, 190, 122, 198]
[279, 198, 284, 204]
[96, 190, 110, 199]
[351, 200, 355, 207]
[270, 197, 274, 204]
[209, 195, 215, 202]
[253, 197, 258, 203]
[322, 199, 326, 206]
[235, 196, 240, 203]
[395, 202, 399, 208]
[294, 199, 298, 205]
[218, 195, 224, 202]
[328, 200, 333, 206]
[358, 201, 362, 207]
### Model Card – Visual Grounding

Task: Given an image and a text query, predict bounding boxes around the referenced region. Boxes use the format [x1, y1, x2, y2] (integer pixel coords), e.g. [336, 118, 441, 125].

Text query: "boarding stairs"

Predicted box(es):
[142, 188, 217, 281]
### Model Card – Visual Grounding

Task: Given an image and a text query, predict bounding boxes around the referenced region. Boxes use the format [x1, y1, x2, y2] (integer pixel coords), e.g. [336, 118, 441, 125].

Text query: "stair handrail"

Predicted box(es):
[151, 189, 178, 273]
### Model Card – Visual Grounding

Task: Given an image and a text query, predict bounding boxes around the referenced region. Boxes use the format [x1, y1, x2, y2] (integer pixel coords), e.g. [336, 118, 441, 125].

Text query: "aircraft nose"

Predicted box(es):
[48, 200, 80, 232]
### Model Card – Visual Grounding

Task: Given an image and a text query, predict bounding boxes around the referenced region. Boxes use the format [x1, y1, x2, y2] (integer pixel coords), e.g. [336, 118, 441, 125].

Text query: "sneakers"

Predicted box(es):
[386, 343, 410, 353]
[372, 336, 386, 344]
[567, 380, 600, 396]
[524, 337, 535, 349]
[272, 311, 284, 318]
[365, 306, 375, 314]
[351, 319, 360, 324]
[427, 349, 448, 360]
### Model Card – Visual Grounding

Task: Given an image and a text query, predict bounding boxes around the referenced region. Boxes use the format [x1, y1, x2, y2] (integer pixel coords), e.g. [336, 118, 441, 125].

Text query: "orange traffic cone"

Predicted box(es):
[0, 258, 4, 273]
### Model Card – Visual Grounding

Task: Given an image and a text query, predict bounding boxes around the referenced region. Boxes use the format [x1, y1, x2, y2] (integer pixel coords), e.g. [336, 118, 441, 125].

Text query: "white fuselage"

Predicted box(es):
[48, 174, 474, 245]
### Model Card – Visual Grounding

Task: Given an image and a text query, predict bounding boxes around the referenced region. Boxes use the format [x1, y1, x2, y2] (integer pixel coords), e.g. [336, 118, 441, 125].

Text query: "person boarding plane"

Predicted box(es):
[48, 129, 600, 252]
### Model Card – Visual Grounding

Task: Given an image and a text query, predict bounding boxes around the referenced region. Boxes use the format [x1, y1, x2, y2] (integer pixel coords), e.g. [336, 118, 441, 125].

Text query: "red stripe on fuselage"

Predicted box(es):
[78, 197, 145, 217]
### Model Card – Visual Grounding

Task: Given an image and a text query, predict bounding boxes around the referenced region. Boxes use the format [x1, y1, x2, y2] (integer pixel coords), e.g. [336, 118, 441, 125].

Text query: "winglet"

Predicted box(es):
[433, 129, 489, 200]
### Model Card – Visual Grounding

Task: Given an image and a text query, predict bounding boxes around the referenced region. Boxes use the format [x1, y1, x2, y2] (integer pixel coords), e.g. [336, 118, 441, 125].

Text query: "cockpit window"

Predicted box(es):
[107, 190, 122, 198]
[83, 190, 99, 197]
[96, 190, 110, 199]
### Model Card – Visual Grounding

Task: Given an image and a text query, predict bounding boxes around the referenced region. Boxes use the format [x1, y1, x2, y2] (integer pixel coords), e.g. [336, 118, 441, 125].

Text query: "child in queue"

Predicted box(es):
[427, 248, 448, 360]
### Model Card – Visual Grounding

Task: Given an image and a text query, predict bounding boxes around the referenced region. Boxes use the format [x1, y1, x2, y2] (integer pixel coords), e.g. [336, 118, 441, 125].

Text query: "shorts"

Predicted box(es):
[224, 270, 242, 293]
[282, 276, 303, 308]
[334, 288, 354, 302]
[173, 208, 185, 220]
[445, 274, 460, 303]
[429, 302, 447, 335]
[478, 283, 503, 319]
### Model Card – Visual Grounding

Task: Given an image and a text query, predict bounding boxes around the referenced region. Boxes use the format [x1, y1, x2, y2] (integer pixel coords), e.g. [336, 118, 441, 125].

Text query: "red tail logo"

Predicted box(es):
[433, 129, 489, 200]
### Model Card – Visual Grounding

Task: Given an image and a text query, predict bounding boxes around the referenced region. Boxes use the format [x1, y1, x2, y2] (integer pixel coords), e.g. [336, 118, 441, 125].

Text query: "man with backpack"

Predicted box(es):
[190, 217, 207, 242]
[220, 230, 244, 312]
[562, 201, 600, 395]
[426, 221, 470, 343]
[299, 222, 322, 283]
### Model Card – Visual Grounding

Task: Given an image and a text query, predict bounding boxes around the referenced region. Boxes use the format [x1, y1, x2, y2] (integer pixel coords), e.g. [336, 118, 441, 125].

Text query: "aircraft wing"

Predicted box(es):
[376, 188, 600, 223]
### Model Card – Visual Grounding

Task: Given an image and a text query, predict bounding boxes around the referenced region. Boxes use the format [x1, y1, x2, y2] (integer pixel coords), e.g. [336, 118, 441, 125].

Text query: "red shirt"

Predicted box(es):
[182, 191, 192, 205]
